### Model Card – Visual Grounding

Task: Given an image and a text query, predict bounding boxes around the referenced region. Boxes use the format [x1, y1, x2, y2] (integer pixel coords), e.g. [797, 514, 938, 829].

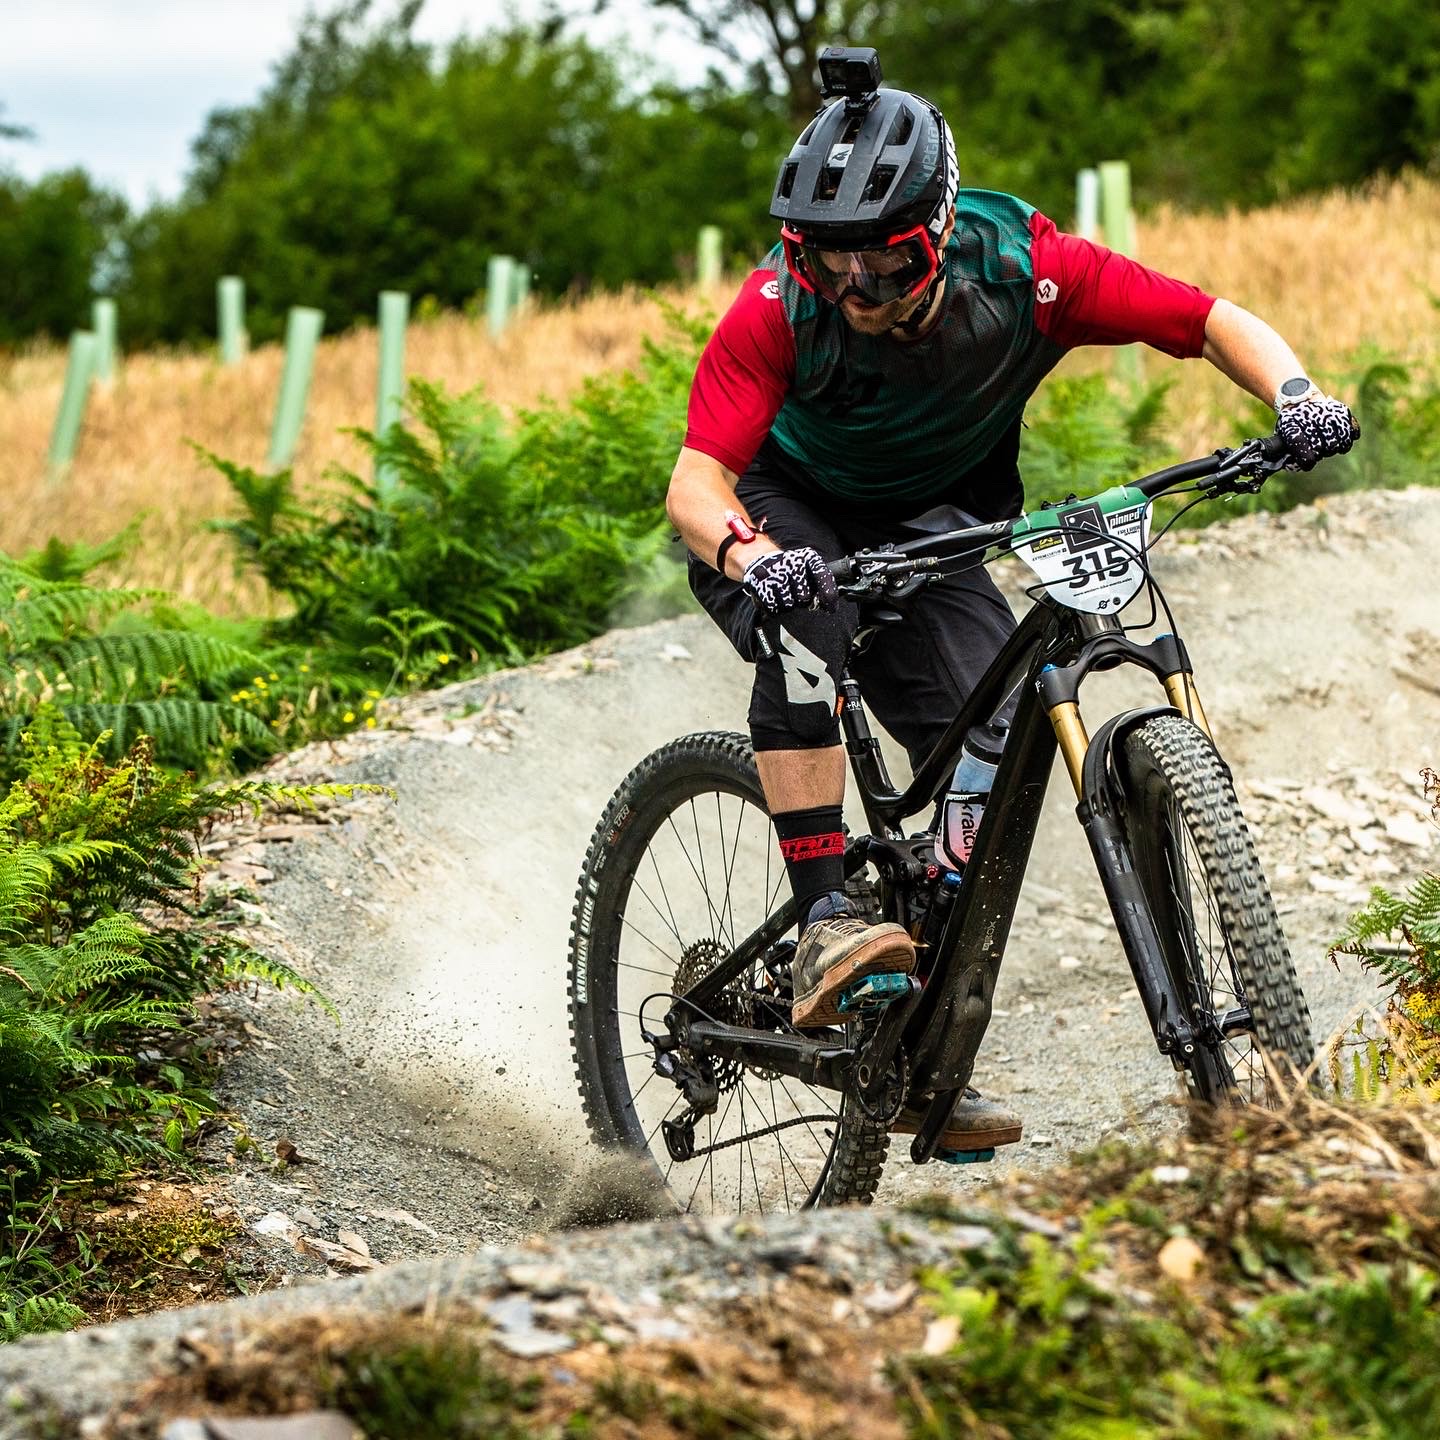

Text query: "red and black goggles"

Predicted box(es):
[780, 223, 940, 308]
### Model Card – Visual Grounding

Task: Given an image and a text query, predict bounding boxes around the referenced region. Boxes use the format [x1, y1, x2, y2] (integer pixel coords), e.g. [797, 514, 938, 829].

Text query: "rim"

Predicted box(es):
[1153, 793, 1272, 1106]
[603, 783, 851, 1214]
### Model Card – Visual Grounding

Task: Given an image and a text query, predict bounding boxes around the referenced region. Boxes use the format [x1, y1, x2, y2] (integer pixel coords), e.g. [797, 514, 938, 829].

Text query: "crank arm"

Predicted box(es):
[855, 977, 922, 1104]
[683, 1019, 852, 1090]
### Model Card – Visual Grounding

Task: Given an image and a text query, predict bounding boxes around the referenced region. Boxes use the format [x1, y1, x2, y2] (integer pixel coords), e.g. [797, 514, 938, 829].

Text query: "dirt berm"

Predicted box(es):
[1, 488, 1437, 1428]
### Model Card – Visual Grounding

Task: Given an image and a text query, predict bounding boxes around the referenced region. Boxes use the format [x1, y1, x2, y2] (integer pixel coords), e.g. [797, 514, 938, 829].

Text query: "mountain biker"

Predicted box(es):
[666, 58, 1358, 1153]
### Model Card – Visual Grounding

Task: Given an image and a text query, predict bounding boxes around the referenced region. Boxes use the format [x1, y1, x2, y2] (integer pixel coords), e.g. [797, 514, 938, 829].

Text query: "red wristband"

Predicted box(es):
[715, 511, 758, 572]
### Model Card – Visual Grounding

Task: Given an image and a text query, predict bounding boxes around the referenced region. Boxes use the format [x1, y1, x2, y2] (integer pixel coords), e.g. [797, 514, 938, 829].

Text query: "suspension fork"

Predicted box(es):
[1038, 615, 1208, 1067]
[1042, 617, 1216, 796]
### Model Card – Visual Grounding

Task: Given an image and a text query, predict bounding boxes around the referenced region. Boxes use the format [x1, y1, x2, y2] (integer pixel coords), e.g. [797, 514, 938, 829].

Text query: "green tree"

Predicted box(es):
[0, 170, 128, 344]
[119, 18, 788, 344]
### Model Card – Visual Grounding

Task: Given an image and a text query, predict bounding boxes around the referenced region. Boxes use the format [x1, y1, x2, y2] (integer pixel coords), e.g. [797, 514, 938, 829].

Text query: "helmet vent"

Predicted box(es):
[886, 110, 913, 147]
[861, 165, 897, 203]
[779, 162, 799, 200]
[814, 165, 843, 202]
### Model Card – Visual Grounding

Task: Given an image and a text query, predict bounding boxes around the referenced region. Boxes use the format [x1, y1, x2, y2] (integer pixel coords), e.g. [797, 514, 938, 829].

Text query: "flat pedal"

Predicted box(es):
[935, 1147, 995, 1165]
[837, 971, 912, 1014]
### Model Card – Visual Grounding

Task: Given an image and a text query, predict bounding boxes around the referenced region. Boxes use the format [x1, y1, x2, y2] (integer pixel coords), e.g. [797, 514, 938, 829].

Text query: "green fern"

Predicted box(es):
[0, 550, 271, 771]
[1329, 768, 1440, 1092]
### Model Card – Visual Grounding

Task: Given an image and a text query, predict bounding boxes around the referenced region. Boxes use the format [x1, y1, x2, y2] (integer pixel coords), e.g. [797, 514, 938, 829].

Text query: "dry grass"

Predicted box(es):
[2, 176, 1438, 612]
[0, 288, 680, 612]
[1113, 172, 1440, 456]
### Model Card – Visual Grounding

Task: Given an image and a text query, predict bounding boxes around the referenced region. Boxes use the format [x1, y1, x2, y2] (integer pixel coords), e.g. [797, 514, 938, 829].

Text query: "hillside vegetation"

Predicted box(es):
[1, 176, 1437, 613]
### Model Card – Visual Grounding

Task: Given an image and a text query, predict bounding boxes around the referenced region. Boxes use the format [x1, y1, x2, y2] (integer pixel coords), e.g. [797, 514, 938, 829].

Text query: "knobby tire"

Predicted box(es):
[1120, 714, 1314, 1104]
[567, 731, 889, 1212]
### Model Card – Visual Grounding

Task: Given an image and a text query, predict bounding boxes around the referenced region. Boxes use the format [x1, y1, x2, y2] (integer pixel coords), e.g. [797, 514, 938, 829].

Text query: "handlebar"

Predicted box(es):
[828, 431, 1291, 595]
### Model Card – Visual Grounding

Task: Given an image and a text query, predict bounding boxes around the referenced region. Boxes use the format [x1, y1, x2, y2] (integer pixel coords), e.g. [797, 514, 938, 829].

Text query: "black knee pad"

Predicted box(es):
[747, 607, 853, 751]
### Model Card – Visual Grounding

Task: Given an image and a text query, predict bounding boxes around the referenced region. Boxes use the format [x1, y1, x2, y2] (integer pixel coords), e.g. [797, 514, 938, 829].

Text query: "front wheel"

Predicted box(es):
[567, 731, 889, 1214]
[1120, 714, 1315, 1105]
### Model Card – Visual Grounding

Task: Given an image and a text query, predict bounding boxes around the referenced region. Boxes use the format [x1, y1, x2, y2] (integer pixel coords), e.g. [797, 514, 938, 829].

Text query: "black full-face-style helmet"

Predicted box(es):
[770, 77, 959, 309]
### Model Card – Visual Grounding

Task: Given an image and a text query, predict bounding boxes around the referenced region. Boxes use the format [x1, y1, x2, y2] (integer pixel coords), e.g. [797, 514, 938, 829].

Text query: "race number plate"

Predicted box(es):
[1009, 486, 1152, 614]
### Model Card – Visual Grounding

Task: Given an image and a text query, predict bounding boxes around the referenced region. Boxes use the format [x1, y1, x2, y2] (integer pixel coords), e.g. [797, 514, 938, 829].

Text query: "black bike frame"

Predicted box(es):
[678, 439, 1282, 1164]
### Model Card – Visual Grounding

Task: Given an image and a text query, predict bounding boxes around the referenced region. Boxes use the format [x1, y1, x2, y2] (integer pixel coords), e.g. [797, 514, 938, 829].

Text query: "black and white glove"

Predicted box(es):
[741, 547, 838, 614]
[1275, 393, 1360, 471]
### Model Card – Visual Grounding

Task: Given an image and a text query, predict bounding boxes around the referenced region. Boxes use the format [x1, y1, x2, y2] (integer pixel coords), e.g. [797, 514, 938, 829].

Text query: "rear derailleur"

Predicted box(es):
[641, 1020, 719, 1163]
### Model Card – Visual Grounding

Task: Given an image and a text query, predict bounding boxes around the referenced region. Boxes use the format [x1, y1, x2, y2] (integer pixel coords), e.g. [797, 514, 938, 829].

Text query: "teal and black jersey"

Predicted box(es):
[684, 190, 1215, 509]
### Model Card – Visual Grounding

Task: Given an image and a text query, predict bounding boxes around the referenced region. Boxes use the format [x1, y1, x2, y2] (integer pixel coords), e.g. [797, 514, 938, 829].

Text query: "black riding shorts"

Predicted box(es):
[688, 432, 1022, 768]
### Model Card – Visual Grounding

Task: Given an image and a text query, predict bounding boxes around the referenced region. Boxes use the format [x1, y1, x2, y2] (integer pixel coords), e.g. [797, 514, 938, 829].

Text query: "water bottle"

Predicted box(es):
[936, 719, 1009, 872]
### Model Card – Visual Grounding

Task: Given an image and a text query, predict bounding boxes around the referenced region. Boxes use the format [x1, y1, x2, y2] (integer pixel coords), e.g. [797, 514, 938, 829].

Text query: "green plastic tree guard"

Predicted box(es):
[218, 276, 246, 365]
[487, 255, 515, 337]
[375, 290, 409, 500]
[91, 298, 117, 383]
[1098, 161, 1140, 380]
[1074, 169, 1100, 242]
[509, 262, 531, 312]
[697, 225, 723, 286]
[267, 306, 325, 469]
[48, 329, 99, 478]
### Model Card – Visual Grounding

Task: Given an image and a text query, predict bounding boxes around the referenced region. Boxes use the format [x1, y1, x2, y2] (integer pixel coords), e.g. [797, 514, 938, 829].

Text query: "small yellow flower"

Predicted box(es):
[343, 710, 355, 723]
[366, 717, 377, 729]
[407, 671, 419, 682]
[299, 663, 310, 673]
[437, 653, 451, 665]
[268, 672, 278, 681]
[365, 688, 381, 698]
[362, 699, 374, 712]
[252, 676, 264, 686]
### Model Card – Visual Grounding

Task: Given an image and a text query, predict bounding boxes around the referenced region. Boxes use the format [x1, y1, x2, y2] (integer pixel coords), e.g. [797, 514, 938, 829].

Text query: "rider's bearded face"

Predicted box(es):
[835, 281, 930, 334]
[826, 213, 955, 336]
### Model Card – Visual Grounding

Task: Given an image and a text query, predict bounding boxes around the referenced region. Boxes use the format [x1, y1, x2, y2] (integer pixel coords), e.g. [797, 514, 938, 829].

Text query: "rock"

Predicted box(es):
[1349, 827, 1384, 856]
[503, 1263, 569, 1297]
[291, 1207, 322, 1230]
[1307, 873, 1349, 894]
[1384, 813, 1434, 849]
[1157, 1235, 1205, 1283]
[250, 1211, 300, 1244]
[1058, 955, 1082, 970]
[492, 1329, 575, 1358]
[922, 1314, 961, 1356]
[296, 1235, 377, 1272]
[1299, 786, 1372, 827]
[861, 1281, 917, 1315]
[337, 1229, 370, 1257]
[486, 1294, 535, 1333]
[1151, 1165, 1191, 1184]
[375, 1206, 440, 1237]
[164, 1418, 363, 1440]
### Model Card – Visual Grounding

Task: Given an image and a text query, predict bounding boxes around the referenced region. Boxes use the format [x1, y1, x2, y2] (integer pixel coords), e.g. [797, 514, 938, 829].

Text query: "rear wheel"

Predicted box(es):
[1120, 714, 1314, 1104]
[567, 731, 889, 1213]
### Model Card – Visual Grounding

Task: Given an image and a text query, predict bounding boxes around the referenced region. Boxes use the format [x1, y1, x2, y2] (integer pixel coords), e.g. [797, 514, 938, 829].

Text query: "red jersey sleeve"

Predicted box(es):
[684, 269, 796, 475]
[1028, 211, 1215, 359]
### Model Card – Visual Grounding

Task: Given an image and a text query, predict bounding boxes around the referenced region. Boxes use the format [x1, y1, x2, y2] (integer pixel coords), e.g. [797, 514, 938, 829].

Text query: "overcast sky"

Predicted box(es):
[0, 1, 722, 204]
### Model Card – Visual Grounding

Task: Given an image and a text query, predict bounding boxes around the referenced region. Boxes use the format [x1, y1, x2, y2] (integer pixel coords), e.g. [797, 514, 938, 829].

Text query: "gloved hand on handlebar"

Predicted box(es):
[742, 547, 839, 615]
[1275, 392, 1360, 471]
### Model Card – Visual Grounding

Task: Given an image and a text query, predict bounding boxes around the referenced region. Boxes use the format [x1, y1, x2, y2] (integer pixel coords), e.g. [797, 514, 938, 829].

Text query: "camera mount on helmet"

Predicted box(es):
[817, 46, 882, 113]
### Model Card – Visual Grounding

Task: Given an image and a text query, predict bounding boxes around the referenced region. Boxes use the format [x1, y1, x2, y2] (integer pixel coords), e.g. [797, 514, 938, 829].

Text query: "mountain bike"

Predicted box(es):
[568, 433, 1315, 1213]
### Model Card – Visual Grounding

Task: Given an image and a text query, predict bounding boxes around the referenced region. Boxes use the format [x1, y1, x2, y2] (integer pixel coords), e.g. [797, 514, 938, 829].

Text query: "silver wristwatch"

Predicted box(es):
[1274, 376, 1321, 411]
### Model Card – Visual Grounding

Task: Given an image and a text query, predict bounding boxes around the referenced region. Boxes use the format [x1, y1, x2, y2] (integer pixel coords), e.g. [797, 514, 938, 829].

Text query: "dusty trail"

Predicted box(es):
[206, 489, 1440, 1273]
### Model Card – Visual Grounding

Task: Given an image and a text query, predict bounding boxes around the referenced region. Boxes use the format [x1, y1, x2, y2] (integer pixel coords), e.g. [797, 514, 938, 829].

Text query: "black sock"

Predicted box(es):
[772, 804, 845, 929]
